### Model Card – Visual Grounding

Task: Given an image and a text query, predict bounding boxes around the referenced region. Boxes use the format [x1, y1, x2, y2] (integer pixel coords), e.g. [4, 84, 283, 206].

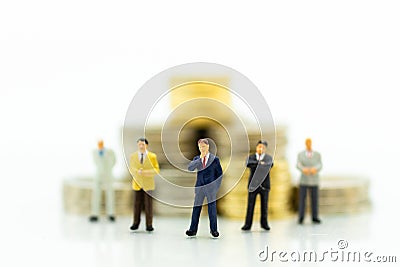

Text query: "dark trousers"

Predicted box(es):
[298, 185, 319, 220]
[133, 189, 153, 227]
[189, 188, 218, 232]
[244, 188, 269, 227]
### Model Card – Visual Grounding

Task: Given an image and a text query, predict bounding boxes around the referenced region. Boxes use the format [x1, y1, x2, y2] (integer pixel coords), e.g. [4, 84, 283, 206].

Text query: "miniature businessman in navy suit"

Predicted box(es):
[241, 140, 274, 231]
[186, 138, 223, 238]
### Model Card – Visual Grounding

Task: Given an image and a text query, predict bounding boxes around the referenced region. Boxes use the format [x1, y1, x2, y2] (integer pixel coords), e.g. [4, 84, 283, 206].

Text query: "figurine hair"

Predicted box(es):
[198, 138, 209, 145]
[137, 137, 149, 145]
[257, 140, 268, 147]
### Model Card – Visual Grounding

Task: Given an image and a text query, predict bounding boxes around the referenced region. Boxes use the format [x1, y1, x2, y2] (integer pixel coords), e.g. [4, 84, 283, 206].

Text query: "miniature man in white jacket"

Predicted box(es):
[89, 140, 116, 222]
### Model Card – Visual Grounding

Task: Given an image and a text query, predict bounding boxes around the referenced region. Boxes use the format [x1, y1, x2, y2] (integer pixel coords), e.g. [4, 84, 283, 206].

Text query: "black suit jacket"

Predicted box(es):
[246, 153, 273, 192]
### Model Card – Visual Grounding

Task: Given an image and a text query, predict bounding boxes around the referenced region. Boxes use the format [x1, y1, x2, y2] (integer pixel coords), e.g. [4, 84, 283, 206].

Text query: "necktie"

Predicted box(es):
[202, 156, 206, 168]
[140, 153, 144, 164]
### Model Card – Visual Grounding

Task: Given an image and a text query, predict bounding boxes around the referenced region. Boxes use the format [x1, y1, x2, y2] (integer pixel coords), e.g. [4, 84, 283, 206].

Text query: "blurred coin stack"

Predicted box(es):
[292, 175, 371, 214]
[63, 177, 133, 215]
[121, 77, 235, 217]
[218, 126, 295, 220]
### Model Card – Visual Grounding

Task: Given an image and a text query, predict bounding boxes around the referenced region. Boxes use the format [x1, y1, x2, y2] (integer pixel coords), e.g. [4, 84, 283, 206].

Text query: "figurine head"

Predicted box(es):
[305, 138, 312, 151]
[197, 138, 209, 155]
[137, 137, 148, 153]
[97, 140, 104, 150]
[256, 140, 268, 155]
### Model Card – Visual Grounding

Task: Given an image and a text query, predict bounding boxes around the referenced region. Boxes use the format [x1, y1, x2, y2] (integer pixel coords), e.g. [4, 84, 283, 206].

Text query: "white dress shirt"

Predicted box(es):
[256, 153, 265, 161]
[138, 150, 148, 163]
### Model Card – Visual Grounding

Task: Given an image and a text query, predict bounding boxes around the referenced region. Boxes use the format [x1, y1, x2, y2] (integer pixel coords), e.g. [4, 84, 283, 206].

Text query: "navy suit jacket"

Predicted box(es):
[188, 153, 223, 192]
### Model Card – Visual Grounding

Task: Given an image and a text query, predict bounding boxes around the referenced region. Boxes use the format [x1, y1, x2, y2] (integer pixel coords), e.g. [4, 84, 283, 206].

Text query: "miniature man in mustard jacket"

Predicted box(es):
[129, 137, 160, 231]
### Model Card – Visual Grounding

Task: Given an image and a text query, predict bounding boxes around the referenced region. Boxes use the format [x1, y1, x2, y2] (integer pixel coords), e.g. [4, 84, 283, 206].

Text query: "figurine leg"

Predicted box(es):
[144, 190, 153, 228]
[298, 185, 307, 223]
[189, 190, 205, 232]
[260, 189, 270, 229]
[207, 201, 217, 232]
[310, 186, 320, 221]
[243, 191, 257, 228]
[105, 179, 115, 217]
[205, 189, 218, 233]
[133, 189, 144, 225]
[91, 178, 101, 217]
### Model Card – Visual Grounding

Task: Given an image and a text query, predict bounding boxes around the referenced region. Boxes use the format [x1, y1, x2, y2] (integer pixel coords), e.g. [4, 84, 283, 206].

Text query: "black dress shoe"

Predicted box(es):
[241, 225, 251, 231]
[312, 218, 322, 224]
[89, 216, 98, 222]
[146, 226, 154, 231]
[108, 215, 115, 222]
[261, 224, 270, 231]
[186, 230, 197, 237]
[298, 218, 304, 224]
[211, 231, 219, 238]
[130, 224, 139, 230]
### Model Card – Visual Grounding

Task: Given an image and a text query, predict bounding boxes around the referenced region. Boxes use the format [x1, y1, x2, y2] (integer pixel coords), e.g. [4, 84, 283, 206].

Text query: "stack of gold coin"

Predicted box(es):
[218, 126, 295, 220]
[292, 175, 371, 214]
[151, 169, 199, 217]
[63, 177, 133, 215]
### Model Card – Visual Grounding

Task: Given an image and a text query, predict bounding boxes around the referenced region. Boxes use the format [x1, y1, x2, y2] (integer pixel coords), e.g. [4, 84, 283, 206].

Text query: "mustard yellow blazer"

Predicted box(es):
[129, 151, 160, 191]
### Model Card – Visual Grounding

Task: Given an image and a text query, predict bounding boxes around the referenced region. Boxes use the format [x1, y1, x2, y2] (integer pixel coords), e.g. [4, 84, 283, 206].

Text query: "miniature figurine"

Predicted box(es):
[296, 138, 322, 224]
[241, 140, 273, 231]
[186, 138, 223, 238]
[89, 140, 116, 222]
[129, 137, 160, 232]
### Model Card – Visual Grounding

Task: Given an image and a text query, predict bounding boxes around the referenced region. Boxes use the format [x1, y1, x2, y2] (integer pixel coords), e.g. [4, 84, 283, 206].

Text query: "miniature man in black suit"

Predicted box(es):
[241, 140, 273, 231]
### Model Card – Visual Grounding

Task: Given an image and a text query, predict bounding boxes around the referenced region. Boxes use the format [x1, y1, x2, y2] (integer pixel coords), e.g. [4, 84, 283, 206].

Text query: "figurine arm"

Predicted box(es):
[152, 155, 160, 174]
[110, 150, 116, 167]
[129, 155, 139, 176]
[297, 154, 311, 175]
[142, 154, 160, 176]
[215, 157, 223, 188]
[296, 154, 304, 171]
[188, 156, 201, 171]
[246, 156, 258, 168]
[260, 174, 270, 191]
[93, 151, 100, 166]
[314, 153, 322, 172]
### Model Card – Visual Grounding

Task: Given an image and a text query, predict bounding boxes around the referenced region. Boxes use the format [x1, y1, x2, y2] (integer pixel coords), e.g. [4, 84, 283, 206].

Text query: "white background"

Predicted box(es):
[1, 1, 399, 266]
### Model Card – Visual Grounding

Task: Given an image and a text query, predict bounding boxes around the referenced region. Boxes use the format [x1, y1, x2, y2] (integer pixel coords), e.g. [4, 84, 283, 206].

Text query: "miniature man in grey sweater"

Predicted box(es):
[296, 138, 322, 224]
